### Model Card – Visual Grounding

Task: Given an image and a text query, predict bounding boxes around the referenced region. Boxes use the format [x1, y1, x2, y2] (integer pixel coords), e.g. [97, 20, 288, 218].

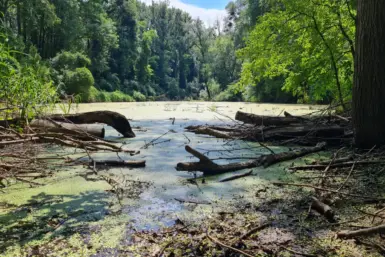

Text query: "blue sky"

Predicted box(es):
[139, 0, 228, 26]
[181, 0, 230, 9]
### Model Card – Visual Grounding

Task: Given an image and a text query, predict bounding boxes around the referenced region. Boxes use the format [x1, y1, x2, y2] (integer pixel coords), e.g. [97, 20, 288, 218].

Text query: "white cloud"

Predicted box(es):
[138, 0, 227, 27]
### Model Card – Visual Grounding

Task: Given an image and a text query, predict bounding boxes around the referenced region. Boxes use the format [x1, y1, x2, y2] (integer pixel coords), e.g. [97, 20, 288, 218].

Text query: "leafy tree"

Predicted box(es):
[238, 0, 355, 106]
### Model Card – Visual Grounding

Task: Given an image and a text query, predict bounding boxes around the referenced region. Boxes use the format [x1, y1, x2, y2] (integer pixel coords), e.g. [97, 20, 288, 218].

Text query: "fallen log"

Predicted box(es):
[30, 119, 105, 138]
[174, 197, 211, 205]
[235, 111, 301, 126]
[219, 170, 253, 182]
[262, 125, 345, 140]
[186, 123, 345, 144]
[337, 224, 385, 239]
[272, 181, 385, 200]
[186, 126, 233, 139]
[89, 160, 146, 168]
[176, 142, 326, 176]
[290, 160, 385, 171]
[311, 197, 336, 222]
[45, 111, 135, 138]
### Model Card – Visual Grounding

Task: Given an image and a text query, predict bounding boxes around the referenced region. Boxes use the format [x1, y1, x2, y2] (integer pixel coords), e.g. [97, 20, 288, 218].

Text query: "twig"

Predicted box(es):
[372, 207, 385, 224]
[219, 170, 253, 182]
[320, 147, 344, 186]
[259, 142, 275, 154]
[153, 241, 173, 257]
[336, 161, 355, 192]
[281, 247, 318, 257]
[239, 222, 271, 240]
[141, 130, 171, 149]
[206, 230, 254, 257]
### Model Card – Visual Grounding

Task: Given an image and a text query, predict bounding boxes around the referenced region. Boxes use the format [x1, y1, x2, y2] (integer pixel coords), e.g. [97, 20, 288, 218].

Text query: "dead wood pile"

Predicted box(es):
[186, 111, 351, 145]
[0, 111, 142, 188]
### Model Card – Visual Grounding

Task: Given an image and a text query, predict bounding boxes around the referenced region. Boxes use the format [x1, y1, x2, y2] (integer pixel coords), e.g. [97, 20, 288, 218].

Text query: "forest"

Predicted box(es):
[0, 0, 355, 107]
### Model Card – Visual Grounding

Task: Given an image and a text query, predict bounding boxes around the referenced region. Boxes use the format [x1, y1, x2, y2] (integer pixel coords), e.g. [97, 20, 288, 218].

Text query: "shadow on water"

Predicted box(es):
[0, 191, 110, 252]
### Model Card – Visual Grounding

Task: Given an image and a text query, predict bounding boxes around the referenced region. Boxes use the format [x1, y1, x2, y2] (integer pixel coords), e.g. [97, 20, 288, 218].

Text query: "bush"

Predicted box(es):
[97, 91, 111, 102]
[65, 67, 94, 102]
[88, 86, 100, 102]
[214, 84, 243, 102]
[110, 91, 134, 102]
[133, 91, 146, 101]
[51, 51, 91, 71]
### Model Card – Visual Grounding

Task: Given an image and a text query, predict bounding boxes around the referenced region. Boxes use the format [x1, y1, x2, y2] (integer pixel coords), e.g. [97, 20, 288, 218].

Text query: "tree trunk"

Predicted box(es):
[353, 0, 385, 148]
[30, 119, 105, 138]
[46, 111, 135, 138]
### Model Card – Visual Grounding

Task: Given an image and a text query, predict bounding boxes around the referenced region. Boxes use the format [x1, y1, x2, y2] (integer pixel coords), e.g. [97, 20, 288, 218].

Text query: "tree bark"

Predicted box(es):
[353, 0, 385, 148]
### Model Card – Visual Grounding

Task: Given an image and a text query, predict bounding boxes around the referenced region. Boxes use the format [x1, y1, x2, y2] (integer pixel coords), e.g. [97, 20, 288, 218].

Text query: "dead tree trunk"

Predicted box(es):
[235, 111, 301, 126]
[45, 111, 135, 138]
[176, 142, 326, 176]
[353, 0, 385, 147]
[30, 119, 105, 138]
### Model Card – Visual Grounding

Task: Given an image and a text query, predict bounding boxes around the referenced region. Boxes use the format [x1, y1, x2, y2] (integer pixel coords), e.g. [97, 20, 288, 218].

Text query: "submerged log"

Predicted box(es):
[30, 119, 105, 138]
[235, 111, 301, 126]
[45, 111, 135, 138]
[176, 142, 326, 176]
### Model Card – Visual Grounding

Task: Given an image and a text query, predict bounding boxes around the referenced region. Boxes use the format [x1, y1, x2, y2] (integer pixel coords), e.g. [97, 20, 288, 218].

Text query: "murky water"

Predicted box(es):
[0, 102, 325, 255]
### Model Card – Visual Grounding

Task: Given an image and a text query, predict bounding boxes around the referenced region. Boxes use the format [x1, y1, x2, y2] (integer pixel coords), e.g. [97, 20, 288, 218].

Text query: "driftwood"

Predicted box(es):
[235, 111, 301, 126]
[176, 142, 326, 175]
[46, 111, 135, 138]
[30, 119, 105, 138]
[311, 197, 336, 222]
[337, 224, 385, 239]
[219, 170, 253, 182]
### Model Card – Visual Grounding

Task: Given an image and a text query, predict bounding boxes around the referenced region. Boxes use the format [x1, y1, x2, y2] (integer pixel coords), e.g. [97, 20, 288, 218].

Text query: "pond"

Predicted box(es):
[0, 102, 325, 256]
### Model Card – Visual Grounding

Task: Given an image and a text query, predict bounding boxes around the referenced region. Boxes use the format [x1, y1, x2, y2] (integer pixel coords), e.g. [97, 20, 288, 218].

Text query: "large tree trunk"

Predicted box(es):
[353, 0, 385, 148]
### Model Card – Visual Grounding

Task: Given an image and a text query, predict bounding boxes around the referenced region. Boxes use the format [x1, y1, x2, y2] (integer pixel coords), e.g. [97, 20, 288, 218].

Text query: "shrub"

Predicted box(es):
[65, 67, 94, 102]
[51, 51, 91, 71]
[110, 91, 134, 102]
[133, 91, 146, 101]
[98, 91, 111, 102]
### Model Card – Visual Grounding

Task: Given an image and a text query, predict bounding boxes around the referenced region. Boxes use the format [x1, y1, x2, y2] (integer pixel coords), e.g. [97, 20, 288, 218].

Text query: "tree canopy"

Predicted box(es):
[0, 0, 359, 107]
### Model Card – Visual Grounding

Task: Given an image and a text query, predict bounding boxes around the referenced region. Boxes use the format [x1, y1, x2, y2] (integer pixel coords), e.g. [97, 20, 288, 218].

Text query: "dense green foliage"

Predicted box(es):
[0, 0, 357, 105]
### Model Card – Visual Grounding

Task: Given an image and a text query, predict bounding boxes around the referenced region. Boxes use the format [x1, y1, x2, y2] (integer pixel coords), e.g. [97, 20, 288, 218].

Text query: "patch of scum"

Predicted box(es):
[0, 102, 327, 255]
